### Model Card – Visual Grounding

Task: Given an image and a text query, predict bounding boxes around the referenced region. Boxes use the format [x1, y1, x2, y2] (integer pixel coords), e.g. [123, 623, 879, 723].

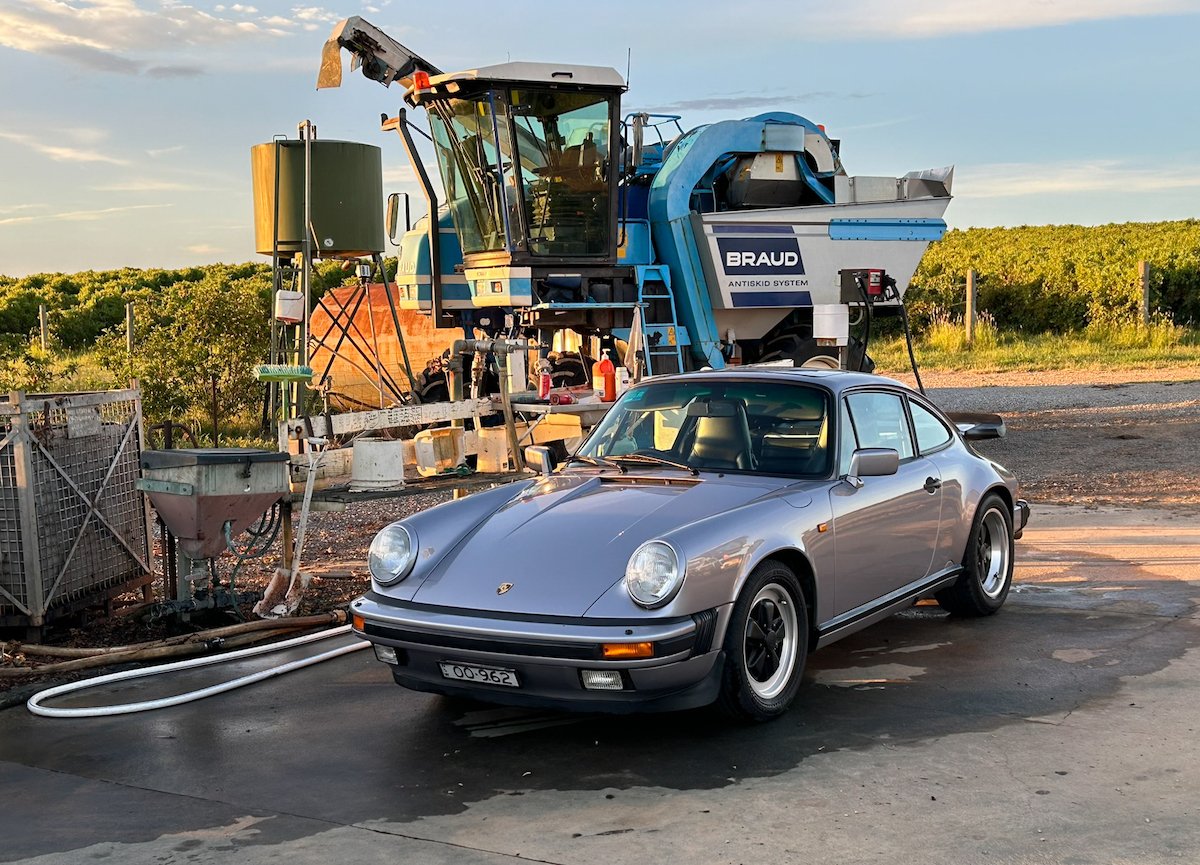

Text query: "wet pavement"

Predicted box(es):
[1, 504, 1198, 864]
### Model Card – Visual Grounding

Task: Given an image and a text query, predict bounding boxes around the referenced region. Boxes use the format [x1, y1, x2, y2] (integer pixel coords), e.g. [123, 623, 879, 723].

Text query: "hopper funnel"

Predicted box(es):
[138, 449, 290, 559]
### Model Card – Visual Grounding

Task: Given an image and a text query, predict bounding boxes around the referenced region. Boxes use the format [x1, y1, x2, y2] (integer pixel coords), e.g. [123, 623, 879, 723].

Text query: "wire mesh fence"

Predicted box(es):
[0, 389, 152, 628]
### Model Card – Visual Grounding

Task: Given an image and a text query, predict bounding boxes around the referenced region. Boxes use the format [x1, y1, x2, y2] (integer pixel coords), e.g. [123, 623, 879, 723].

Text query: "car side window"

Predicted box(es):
[910, 401, 953, 455]
[845, 392, 914, 460]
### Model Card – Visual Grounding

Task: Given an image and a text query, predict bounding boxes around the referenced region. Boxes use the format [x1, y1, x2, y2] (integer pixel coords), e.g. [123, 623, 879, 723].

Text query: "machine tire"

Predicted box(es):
[550, 354, 593, 388]
[417, 371, 449, 405]
[717, 561, 808, 722]
[935, 493, 1014, 617]
[756, 325, 875, 372]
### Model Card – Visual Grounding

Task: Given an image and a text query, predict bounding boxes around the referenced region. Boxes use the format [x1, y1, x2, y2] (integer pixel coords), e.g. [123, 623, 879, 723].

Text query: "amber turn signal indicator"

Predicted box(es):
[601, 642, 654, 659]
[352, 613, 365, 631]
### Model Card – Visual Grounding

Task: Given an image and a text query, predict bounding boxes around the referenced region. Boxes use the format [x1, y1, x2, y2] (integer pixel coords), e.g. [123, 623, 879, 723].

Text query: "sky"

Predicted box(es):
[1, 0, 1199, 277]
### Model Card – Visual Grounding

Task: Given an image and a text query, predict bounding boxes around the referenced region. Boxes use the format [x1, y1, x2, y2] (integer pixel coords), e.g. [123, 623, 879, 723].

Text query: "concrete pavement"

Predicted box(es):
[1, 504, 1197, 864]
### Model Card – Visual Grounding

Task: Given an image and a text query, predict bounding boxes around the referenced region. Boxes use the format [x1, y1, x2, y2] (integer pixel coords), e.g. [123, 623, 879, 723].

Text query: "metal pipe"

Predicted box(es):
[392, 109, 447, 327]
[449, 338, 527, 471]
[372, 252, 418, 391]
[300, 121, 314, 368]
[496, 351, 525, 471]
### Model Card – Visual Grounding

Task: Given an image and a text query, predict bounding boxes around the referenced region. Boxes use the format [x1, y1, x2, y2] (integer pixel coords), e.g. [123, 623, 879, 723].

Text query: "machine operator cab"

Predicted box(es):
[407, 63, 626, 282]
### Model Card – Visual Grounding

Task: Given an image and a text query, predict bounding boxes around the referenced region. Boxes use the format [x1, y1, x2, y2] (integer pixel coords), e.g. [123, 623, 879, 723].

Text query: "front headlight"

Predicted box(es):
[368, 523, 417, 586]
[624, 541, 684, 608]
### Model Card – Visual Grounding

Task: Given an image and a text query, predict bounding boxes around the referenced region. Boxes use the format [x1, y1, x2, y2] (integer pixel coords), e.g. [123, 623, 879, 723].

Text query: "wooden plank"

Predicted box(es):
[279, 398, 495, 448]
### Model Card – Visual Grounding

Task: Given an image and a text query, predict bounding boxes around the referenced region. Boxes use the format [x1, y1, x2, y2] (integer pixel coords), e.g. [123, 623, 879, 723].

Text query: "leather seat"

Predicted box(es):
[688, 399, 754, 470]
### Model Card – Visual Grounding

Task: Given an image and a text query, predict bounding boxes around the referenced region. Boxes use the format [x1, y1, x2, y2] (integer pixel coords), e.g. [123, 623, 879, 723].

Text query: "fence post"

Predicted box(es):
[9, 391, 46, 626]
[965, 270, 977, 345]
[38, 304, 48, 351]
[1138, 261, 1151, 327]
[125, 302, 136, 386]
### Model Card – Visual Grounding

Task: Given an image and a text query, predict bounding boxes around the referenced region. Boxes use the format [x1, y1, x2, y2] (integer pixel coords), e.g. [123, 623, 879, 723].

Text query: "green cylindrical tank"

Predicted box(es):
[251, 139, 384, 258]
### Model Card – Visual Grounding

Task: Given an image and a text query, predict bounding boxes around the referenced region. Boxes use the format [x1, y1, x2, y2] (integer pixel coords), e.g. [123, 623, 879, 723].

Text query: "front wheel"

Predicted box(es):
[717, 562, 808, 721]
[935, 493, 1014, 616]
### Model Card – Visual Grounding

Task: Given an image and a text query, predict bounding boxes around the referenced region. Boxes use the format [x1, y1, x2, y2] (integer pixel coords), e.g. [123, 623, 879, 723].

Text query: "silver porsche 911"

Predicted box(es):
[351, 368, 1029, 721]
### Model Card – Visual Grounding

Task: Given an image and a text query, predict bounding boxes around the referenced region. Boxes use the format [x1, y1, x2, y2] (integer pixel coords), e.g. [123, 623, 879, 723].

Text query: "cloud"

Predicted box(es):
[857, 0, 1198, 38]
[0, 203, 171, 227]
[91, 179, 203, 192]
[0, 204, 48, 216]
[0, 0, 296, 75]
[382, 166, 416, 185]
[185, 243, 224, 255]
[146, 144, 185, 158]
[0, 130, 129, 164]
[145, 64, 205, 78]
[960, 160, 1200, 198]
[641, 90, 871, 113]
[685, 0, 1199, 42]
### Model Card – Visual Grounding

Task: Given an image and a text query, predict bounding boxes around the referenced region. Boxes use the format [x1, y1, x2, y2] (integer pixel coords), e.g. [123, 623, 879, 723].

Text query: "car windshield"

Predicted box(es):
[577, 379, 831, 476]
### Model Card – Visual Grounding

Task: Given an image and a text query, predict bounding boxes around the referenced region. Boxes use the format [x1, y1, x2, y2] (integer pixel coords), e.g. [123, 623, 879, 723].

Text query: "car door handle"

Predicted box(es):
[924, 477, 942, 494]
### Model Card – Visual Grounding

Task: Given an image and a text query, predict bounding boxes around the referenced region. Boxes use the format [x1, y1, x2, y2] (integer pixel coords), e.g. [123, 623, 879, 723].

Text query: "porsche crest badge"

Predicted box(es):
[497, 582, 514, 595]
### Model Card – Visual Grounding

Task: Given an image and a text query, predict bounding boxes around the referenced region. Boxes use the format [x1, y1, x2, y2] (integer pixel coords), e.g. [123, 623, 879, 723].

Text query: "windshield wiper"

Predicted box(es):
[570, 454, 625, 473]
[610, 453, 699, 476]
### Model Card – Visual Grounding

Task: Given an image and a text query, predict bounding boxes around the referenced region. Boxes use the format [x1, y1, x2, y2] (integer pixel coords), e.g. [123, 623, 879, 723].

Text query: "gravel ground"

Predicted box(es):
[920, 377, 1200, 510]
[3, 367, 1197, 666]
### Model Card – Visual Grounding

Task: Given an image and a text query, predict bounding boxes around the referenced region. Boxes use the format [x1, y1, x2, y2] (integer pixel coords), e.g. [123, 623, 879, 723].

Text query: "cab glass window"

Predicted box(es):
[508, 88, 613, 257]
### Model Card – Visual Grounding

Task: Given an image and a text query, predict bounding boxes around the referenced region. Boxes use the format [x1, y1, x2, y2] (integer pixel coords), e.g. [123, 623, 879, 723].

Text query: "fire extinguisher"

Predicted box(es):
[537, 358, 552, 400]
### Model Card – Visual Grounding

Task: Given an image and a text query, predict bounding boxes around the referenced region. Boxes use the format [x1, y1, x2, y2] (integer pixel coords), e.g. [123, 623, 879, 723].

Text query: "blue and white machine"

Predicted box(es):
[319, 18, 952, 377]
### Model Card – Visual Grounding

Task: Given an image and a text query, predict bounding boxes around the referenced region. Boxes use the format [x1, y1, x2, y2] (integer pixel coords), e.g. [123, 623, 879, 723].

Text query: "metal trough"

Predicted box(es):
[138, 449, 290, 559]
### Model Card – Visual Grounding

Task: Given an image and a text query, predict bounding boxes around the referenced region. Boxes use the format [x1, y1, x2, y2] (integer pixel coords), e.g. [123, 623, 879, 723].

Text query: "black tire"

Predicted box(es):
[717, 561, 808, 721]
[757, 325, 874, 372]
[550, 355, 593, 388]
[935, 493, 1014, 616]
[418, 374, 449, 405]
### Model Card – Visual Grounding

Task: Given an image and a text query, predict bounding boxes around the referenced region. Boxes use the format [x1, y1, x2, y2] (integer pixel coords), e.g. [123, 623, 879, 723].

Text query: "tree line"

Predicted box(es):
[906, 219, 1200, 330]
[1, 219, 1197, 427]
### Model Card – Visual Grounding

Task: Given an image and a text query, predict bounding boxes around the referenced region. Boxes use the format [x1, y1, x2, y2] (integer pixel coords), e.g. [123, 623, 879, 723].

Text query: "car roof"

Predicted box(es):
[647, 366, 912, 397]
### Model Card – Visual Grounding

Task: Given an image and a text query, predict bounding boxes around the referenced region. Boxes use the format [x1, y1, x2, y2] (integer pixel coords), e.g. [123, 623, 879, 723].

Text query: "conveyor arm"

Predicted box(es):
[317, 16, 442, 90]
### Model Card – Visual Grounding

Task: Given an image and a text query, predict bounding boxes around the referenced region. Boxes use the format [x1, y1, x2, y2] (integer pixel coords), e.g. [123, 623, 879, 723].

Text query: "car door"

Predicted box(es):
[829, 390, 943, 616]
[908, 397, 964, 575]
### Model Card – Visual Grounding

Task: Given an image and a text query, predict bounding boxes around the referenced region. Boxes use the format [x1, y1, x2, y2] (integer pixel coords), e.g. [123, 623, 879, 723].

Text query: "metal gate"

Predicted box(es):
[0, 389, 152, 628]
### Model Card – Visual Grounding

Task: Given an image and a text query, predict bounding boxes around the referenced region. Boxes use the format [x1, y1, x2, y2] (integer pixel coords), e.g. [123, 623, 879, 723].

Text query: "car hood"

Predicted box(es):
[409, 471, 788, 617]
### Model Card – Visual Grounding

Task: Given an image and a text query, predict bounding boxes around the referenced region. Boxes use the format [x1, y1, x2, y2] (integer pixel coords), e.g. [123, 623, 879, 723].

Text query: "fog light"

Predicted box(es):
[581, 670, 625, 691]
[373, 645, 399, 665]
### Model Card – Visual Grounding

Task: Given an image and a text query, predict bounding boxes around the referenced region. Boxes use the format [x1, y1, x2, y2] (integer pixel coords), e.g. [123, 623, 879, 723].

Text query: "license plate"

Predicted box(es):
[438, 661, 520, 688]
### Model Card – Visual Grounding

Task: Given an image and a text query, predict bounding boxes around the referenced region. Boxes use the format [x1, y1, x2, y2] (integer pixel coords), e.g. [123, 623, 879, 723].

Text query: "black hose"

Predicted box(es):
[854, 275, 872, 372]
[897, 294, 926, 395]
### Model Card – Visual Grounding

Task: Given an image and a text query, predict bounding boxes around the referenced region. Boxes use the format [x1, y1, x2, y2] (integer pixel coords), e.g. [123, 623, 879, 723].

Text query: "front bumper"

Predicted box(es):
[351, 592, 725, 714]
[1014, 499, 1031, 539]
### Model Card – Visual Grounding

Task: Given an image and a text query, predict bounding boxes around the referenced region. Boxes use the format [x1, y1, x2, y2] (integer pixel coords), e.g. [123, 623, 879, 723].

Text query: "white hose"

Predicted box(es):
[27, 625, 367, 719]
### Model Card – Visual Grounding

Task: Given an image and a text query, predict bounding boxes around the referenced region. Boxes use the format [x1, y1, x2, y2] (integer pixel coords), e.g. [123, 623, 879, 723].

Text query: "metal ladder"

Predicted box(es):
[636, 264, 687, 376]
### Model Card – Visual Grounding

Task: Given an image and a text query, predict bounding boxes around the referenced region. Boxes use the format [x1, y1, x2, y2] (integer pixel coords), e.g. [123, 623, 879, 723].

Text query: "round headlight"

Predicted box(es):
[624, 541, 684, 608]
[368, 524, 417, 586]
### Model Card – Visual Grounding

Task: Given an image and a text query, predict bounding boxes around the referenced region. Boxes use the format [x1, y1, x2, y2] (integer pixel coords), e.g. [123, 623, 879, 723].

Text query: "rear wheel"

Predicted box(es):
[936, 493, 1014, 616]
[718, 561, 808, 721]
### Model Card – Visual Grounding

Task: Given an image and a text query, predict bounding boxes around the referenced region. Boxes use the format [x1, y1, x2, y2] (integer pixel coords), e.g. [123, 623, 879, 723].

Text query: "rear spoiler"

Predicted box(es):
[946, 411, 1006, 441]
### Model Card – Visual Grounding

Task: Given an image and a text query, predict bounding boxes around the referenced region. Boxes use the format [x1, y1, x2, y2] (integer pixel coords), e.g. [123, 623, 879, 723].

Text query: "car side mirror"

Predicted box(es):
[844, 447, 899, 489]
[525, 445, 556, 476]
[385, 192, 411, 245]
